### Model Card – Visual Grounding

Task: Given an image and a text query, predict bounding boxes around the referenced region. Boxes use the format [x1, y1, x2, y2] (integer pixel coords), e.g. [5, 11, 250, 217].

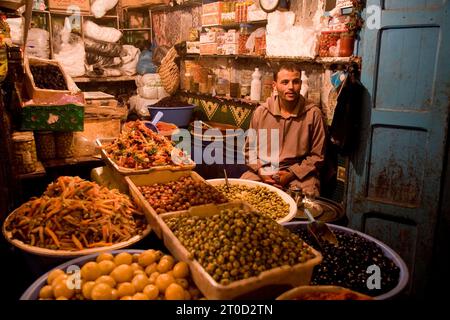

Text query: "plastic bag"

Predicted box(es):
[83, 20, 122, 43]
[135, 73, 161, 87]
[136, 49, 158, 75]
[246, 27, 266, 53]
[25, 28, 50, 59]
[91, 0, 118, 18]
[6, 17, 24, 45]
[86, 52, 121, 68]
[120, 45, 140, 76]
[54, 18, 85, 77]
[84, 36, 123, 57]
[129, 94, 158, 117]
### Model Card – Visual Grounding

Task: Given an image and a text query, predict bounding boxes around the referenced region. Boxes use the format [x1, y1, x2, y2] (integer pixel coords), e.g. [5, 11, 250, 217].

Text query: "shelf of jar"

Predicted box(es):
[203, 19, 267, 29]
[179, 90, 260, 107]
[48, 10, 118, 19]
[183, 53, 357, 66]
[148, 0, 203, 13]
[73, 75, 136, 83]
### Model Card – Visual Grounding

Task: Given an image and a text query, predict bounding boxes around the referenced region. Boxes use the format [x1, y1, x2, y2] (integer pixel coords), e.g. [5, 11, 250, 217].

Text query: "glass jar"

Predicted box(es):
[238, 24, 251, 55]
[34, 131, 56, 160]
[12, 131, 37, 174]
[55, 132, 74, 159]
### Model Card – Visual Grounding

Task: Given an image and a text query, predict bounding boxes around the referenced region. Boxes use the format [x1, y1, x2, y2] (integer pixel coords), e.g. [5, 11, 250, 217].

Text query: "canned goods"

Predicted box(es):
[12, 131, 37, 174]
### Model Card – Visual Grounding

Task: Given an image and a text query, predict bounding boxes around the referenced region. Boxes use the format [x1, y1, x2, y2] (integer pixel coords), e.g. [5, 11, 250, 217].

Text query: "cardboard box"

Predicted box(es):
[200, 43, 219, 55]
[15, 83, 84, 132]
[202, 13, 222, 26]
[186, 41, 201, 54]
[21, 105, 84, 131]
[48, 0, 90, 12]
[224, 31, 239, 44]
[24, 57, 83, 105]
[202, 1, 223, 15]
[222, 43, 239, 55]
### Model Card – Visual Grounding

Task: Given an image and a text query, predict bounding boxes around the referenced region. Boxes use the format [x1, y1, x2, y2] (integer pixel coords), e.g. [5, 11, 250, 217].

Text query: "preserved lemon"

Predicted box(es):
[117, 282, 135, 298]
[110, 264, 133, 283]
[172, 262, 189, 278]
[53, 281, 75, 299]
[132, 274, 149, 292]
[98, 260, 116, 275]
[81, 262, 101, 281]
[138, 250, 158, 267]
[95, 275, 116, 288]
[47, 269, 65, 285]
[155, 273, 175, 293]
[82, 281, 96, 300]
[165, 283, 185, 300]
[114, 252, 133, 266]
[90, 283, 113, 300]
[39, 285, 54, 299]
[96, 253, 114, 263]
[143, 284, 159, 300]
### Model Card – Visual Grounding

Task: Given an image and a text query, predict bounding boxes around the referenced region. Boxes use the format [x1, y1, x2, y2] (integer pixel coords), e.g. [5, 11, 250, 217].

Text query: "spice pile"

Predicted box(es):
[165, 207, 316, 285]
[4, 176, 147, 251]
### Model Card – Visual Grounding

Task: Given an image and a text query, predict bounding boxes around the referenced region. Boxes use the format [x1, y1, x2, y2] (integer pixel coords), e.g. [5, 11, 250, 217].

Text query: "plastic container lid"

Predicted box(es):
[12, 131, 34, 142]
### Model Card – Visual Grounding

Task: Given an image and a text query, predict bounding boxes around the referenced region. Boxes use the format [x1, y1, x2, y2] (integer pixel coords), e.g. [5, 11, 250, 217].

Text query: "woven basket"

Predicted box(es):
[158, 46, 180, 95]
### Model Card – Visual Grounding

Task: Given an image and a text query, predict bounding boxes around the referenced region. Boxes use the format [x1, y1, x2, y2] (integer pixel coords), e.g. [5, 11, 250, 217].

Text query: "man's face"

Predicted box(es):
[273, 69, 302, 103]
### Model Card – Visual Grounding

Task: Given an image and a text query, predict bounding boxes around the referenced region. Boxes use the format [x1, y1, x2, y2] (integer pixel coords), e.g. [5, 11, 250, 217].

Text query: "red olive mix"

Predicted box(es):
[138, 176, 228, 214]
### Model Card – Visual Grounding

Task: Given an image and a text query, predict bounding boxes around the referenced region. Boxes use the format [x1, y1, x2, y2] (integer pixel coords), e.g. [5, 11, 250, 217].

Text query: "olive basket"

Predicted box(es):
[158, 202, 323, 300]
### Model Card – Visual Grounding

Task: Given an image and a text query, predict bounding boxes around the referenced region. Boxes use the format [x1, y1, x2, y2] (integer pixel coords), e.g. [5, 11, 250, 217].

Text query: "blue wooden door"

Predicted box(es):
[347, 0, 450, 297]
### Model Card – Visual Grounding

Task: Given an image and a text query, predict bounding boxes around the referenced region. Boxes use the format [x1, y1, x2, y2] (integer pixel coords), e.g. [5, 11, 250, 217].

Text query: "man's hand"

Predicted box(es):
[276, 170, 295, 187]
[258, 168, 277, 185]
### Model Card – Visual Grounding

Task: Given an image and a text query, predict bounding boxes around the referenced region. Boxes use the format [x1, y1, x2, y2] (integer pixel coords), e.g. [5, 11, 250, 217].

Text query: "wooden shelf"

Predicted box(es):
[204, 20, 268, 29]
[74, 75, 136, 83]
[183, 53, 357, 66]
[179, 91, 259, 107]
[42, 156, 103, 169]
[17, 161, 46, 180]
[148, 1, 202, 13]
[121, 28, 151, 31]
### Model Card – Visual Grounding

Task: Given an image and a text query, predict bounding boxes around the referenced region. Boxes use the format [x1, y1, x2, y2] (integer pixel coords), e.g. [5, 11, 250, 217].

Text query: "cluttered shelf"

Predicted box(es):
[179, 90, 259, 107]
[183, 53, 358, 66]
[204, 20, 268, 29]
[146, 0, 202, 13]
[73, 75, 136, 83]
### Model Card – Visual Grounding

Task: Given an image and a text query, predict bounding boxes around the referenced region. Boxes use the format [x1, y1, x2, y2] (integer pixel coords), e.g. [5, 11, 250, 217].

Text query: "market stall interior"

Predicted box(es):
[1, 0, 449, 301]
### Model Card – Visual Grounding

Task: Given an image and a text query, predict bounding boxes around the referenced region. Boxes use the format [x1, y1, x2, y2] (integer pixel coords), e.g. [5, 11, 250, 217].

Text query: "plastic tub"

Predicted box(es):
[282, 221, 409, 300]
[148, 105, 195, 128]
[20, 249, 144, 300]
